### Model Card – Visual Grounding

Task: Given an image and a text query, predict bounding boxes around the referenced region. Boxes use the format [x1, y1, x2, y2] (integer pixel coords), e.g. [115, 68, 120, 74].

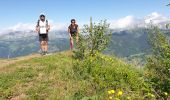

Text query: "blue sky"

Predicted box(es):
[0, 0, 170, 29]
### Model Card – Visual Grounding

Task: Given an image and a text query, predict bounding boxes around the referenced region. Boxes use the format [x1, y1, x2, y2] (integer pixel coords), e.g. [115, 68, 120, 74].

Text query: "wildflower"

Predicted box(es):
[109, 96, 113, 100]
[163, 92, 168, 96]
[127, 96, 131, 100]
[110, 90, 115, 94]
[148, 93, 155, 98]
[151, 94, 155, 98]
[117, 91, 123, 96]
[108, 90, 112, 95]
[115, 98, 120, 100]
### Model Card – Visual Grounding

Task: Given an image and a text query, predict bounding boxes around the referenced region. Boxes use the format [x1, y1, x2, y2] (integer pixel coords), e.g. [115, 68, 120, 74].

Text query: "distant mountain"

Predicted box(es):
[0, 28, 170, 58]
[0, 31, 69, 58]
[107, 28, 150, 57]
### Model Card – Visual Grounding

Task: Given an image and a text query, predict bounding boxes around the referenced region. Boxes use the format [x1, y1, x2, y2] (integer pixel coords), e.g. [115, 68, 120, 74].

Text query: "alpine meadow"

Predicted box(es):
[0, 0, 170, 100]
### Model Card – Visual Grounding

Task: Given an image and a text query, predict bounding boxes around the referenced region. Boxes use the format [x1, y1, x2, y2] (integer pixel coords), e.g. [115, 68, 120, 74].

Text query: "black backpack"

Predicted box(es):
[37, 20, 48, 27]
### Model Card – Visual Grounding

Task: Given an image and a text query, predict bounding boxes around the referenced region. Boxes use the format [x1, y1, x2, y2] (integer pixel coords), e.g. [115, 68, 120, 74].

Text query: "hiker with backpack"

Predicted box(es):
[68, 19, 79, 50]
[36, 14, 50, 55]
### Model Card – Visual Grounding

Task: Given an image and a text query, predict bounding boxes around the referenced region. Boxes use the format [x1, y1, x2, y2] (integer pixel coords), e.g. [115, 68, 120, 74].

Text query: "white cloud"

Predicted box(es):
[110, 16, 140, 29]
[1, 12, 170, 34]
[144, 12, 168, 24]
[7, 23, 35, 31]
[109, 12, 170, 29]
[46, 20, 66, 31]
[51, 23, 67, 31]
[3, 20, 68, 33]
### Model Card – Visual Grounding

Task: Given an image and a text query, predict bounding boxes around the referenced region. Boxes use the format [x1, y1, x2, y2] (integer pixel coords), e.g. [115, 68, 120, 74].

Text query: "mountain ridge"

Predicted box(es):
[0, 28, 170, 58]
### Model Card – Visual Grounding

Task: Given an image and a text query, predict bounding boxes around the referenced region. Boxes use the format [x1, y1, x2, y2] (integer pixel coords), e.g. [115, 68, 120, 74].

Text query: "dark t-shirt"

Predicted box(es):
[68, 24, 78, 34]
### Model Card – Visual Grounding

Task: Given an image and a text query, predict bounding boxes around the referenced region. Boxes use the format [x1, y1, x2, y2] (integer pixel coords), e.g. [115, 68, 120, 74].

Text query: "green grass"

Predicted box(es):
[0, 52, 76, 99]
[0, 51, 168, 99]
[0, 52, 100, 100]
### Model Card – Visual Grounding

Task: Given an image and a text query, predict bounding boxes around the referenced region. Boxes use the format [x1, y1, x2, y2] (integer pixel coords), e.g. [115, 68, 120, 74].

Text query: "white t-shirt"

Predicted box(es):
[39, 20, 47, 34]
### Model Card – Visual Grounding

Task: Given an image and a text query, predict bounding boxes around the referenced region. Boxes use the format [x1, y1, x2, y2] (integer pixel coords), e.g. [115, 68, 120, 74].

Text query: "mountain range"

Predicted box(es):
[0, 28, 169, 58]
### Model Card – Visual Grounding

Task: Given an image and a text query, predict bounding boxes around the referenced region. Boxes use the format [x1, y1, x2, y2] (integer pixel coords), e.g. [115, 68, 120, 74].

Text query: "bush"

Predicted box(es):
[72, 19, 152, 99]
[146, 26, 170, 99]
[73, 53, 148, 99]
[74, 18, 112, 59]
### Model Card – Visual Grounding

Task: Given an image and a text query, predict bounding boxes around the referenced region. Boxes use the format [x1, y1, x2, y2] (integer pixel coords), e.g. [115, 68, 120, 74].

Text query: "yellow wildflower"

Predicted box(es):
[115, 98, 120, 100]
[110, 90, 115, 94]
[109, 96, 113, 100]
[127, 96, 131, 100]
[164, 92, 168, 96]
[108, 90, 112, 95]
[151, 94, 155, 98]
[148, 93, 155, 98]
[117, 91, 123, 96]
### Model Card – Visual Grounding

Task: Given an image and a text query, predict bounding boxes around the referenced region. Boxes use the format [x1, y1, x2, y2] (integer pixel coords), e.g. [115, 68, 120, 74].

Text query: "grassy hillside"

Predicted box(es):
[0, 52, 76, 99]
[0, 51, 168, 100]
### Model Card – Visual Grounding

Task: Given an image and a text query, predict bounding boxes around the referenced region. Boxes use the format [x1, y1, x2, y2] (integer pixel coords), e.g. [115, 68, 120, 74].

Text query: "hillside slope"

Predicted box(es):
[0, 51, 76, 100]
[0, 51, 149, 100]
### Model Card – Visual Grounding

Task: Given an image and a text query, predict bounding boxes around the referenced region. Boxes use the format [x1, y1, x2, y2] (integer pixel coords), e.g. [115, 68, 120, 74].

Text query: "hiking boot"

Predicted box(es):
[41, 51, 46, 56]
[43, 51, 48, 56]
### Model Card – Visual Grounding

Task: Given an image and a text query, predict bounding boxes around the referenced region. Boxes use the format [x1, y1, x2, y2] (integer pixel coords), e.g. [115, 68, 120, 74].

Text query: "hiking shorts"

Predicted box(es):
[39, 34, 49, 42]
[71, 32, 77, 37]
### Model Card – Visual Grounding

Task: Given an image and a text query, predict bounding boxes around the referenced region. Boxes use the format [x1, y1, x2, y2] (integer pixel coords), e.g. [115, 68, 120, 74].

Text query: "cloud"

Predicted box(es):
[47, 20, 67, 31]
[7, 23, 35, 31]
[6, 20, 68, 32]
[109, 12, 170, 29]
[51, 23, 67, 31]
[1, 12, 170, 34]
[144, 12, 169, 24]
[109, 16, 140, 29]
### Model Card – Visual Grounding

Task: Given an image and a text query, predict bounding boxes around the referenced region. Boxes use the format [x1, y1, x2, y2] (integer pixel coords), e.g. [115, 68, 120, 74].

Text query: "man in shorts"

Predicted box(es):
[36, 14, 50, 55]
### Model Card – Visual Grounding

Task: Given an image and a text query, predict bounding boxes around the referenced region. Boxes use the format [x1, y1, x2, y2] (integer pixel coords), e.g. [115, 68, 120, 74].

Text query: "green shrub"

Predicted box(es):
[146, 26, 170, 99]
[74, 18, 112, 59]
[73, 53, 148, 99]
[72, 18, 151, 99]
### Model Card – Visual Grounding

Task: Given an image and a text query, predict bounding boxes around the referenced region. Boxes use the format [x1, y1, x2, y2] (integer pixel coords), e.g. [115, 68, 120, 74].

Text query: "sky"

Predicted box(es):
[0, 0, 170, 31]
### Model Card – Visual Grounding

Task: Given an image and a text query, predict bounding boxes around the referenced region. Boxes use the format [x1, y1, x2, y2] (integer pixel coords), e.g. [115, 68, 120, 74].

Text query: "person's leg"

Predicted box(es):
[44, 41, 48, 53]
[42, 41, 46, 55]
[44, 35, 48, 54]
[70, 37, 74, 50]
[40, 41, 43, 51]
[39, 35, 43, 53]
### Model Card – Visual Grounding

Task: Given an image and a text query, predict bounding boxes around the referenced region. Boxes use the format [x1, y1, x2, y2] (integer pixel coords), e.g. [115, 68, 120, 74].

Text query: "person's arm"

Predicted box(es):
[68, 27, 72, 38]
[35, 21, 40, 33]
[47, 25, 50, 31]
[35, 25, 39, 33]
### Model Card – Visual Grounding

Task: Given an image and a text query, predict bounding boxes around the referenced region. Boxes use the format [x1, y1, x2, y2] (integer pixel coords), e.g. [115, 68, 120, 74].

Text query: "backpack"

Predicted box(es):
[69, 24, 78, 33]
[37, 20, 49, 34]
[37, 20, 48, 27]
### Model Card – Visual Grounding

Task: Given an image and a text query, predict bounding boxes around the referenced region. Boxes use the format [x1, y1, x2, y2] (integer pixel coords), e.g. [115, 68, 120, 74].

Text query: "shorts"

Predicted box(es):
[39, 34, 49, 42]
[71, 32, 77, 37]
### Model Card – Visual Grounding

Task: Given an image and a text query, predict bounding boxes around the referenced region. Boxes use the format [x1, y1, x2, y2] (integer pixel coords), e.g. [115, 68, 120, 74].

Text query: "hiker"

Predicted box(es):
[36, 14, 50, 55]
[68, 19, 79, 50]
